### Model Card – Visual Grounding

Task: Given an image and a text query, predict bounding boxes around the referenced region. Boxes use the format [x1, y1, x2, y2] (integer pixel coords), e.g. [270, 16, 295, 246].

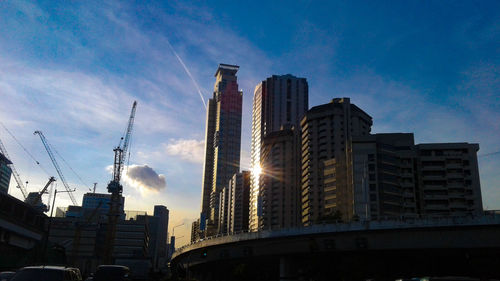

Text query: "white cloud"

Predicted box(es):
[164, 139, 205, 164]
[123, 164, 166, 196]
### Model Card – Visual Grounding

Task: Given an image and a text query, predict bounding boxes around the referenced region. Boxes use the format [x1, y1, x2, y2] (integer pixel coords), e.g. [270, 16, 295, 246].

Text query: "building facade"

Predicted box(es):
[0, 191, 47, 268]
[301, 98, 372, 225]
[259, 129, 301, 230]
[217, 185, 229, 234]
[200, 64, 242, 233]
[227, 171, 250, 234]
[149, 205, 169, 271]
[350, 134, 483, 220]
[0, 152, 12, 194]
[415, 143, 483, 216]
[351, 133, 418, 220]
[249, 74, 308, 231]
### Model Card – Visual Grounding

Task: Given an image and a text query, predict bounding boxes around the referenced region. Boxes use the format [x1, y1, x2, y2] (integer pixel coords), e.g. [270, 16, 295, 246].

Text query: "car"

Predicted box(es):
[10, 266, 82, 281]
[93, 265, 130, 281]
[0, 271, 16, 281]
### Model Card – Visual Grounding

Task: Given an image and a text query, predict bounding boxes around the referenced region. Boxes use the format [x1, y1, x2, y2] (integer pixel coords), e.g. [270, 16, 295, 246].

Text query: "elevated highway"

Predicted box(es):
[172, 215, 500, 280]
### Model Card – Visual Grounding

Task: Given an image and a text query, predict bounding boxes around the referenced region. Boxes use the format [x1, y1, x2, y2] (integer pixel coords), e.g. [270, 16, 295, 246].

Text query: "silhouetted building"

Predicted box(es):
[415, 143, 483, 216]
[349, 133, 483, 220]
[301, 98, 372, 225]
[200, 64, 243, 235]
[82, 192, 124, 220]
[0, 152, 12, 194]
[190, 219, 200, 244]
[144, 205, 169, 272]
[217, 185, 229, 234]
[227, 171, 250, 234]
[250, 74, 308, 231]
[0, 191, 47, 268]
[259, 128, 301, 230]
[351, 133, 418, 220]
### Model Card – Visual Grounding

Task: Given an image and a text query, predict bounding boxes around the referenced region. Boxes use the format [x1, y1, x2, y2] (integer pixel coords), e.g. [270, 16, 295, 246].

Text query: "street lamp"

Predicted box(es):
[43, 187, 76, 262]
[172, 222, 184, 237]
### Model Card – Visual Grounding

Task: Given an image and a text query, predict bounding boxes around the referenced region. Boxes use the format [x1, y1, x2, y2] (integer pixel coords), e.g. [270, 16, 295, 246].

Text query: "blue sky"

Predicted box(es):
[0, 0, 498, 244]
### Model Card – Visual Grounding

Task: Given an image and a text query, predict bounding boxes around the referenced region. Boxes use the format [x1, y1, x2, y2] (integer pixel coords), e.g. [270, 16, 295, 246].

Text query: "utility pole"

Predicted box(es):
[43, 187, 75, 262]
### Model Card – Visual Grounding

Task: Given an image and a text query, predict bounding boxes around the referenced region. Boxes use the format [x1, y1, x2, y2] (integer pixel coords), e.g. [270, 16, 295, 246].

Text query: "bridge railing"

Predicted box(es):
[174, 212, 500, 256]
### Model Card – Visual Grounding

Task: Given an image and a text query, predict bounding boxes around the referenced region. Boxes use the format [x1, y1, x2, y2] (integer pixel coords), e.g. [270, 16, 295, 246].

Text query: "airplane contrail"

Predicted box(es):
[165, 39, 207, 109]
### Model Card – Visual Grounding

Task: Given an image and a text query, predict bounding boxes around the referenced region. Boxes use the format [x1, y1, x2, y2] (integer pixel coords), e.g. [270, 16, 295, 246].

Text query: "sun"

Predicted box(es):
[251, 165, 262, 177]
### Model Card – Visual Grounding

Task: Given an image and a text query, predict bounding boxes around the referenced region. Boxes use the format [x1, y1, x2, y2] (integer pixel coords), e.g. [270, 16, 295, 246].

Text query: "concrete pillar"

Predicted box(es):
[280, 257, 297, 281]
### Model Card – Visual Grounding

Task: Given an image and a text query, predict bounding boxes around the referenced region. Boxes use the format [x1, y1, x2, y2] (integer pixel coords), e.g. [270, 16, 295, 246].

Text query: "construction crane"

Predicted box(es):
[102, 100, 137, 264]
[34, 131, 78, 206]
[25, 176, 56, 211]
[0, 136, 29, 199]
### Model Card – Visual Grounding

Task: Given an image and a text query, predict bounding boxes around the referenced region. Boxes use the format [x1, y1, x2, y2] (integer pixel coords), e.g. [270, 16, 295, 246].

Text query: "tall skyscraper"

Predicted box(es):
[200, 64, 243, 233]
[249, 74, 308, 231]
[301, 98, 372, 225]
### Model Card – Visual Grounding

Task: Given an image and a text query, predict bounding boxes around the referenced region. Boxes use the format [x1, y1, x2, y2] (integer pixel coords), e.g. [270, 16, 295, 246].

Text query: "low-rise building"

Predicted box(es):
[0, 191, 47, 268]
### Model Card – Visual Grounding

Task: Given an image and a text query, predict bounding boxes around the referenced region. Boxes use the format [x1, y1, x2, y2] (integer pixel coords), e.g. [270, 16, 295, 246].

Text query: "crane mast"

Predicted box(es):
[103, 101, 137, 264]
[34, 131, 77, 206]
[0, 136, 29, 199]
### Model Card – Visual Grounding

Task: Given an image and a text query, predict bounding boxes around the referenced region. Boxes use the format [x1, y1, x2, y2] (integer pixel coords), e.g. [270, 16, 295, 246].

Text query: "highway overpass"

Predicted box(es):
[171, 215, 500, 280]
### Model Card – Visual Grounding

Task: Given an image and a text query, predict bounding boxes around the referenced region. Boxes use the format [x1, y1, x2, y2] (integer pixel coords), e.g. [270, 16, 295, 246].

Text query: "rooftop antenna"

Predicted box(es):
[93, 183, 97, 193]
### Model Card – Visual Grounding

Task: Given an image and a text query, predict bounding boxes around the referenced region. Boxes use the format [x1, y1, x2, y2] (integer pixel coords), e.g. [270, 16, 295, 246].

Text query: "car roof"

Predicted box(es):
[22, 266, 74, 271]
[97, 265, 129, 270]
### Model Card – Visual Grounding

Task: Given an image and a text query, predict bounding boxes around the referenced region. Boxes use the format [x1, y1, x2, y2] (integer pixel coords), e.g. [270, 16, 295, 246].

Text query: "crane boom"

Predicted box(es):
[116, 101, 136, 182]
[34, 131, 77, 205]
[0, 136, 28, 199]
[27, 176, 56, 207]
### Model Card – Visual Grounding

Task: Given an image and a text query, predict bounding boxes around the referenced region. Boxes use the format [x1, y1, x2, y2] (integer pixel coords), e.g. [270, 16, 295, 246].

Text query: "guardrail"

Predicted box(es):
[173, 213, 500, 258]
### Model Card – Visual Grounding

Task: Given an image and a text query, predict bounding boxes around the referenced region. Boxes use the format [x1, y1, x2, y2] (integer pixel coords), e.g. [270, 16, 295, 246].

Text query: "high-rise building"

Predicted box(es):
[301, 98, 372, 225]
[227, 171, 250, 234]
[217, 185, 229, 234]
[259, 128, 301, 230]
[350, 134, 483, 220]
[148, 205, 169, 271]
[200, 64, 242, 233]
[415, 143, 483, 216]
[190, 219, 200, 244]
[0, 152, 12, 194]
[249, 74, 308, 231]
[351, 133, 418, 220]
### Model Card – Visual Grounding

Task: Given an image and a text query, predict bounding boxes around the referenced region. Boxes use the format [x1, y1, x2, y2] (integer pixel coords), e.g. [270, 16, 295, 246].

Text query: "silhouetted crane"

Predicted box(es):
[0, 136, 29, 199]
[102, 101, 137, 264]
[34, 131, 77, 206]
[25, 176, 56, 211]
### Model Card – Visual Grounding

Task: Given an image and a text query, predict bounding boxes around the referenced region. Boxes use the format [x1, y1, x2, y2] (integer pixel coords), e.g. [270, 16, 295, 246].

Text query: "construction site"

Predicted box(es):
[0, 101, 171, 280]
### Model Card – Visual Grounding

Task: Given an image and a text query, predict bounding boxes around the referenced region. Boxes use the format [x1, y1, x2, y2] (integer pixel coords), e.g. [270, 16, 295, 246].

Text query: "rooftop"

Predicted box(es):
[215, 63, 239, 76]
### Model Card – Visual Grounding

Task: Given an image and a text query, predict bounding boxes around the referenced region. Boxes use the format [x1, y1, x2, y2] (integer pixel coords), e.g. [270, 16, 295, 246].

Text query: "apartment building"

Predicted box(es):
[301, 98, 372, 225]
